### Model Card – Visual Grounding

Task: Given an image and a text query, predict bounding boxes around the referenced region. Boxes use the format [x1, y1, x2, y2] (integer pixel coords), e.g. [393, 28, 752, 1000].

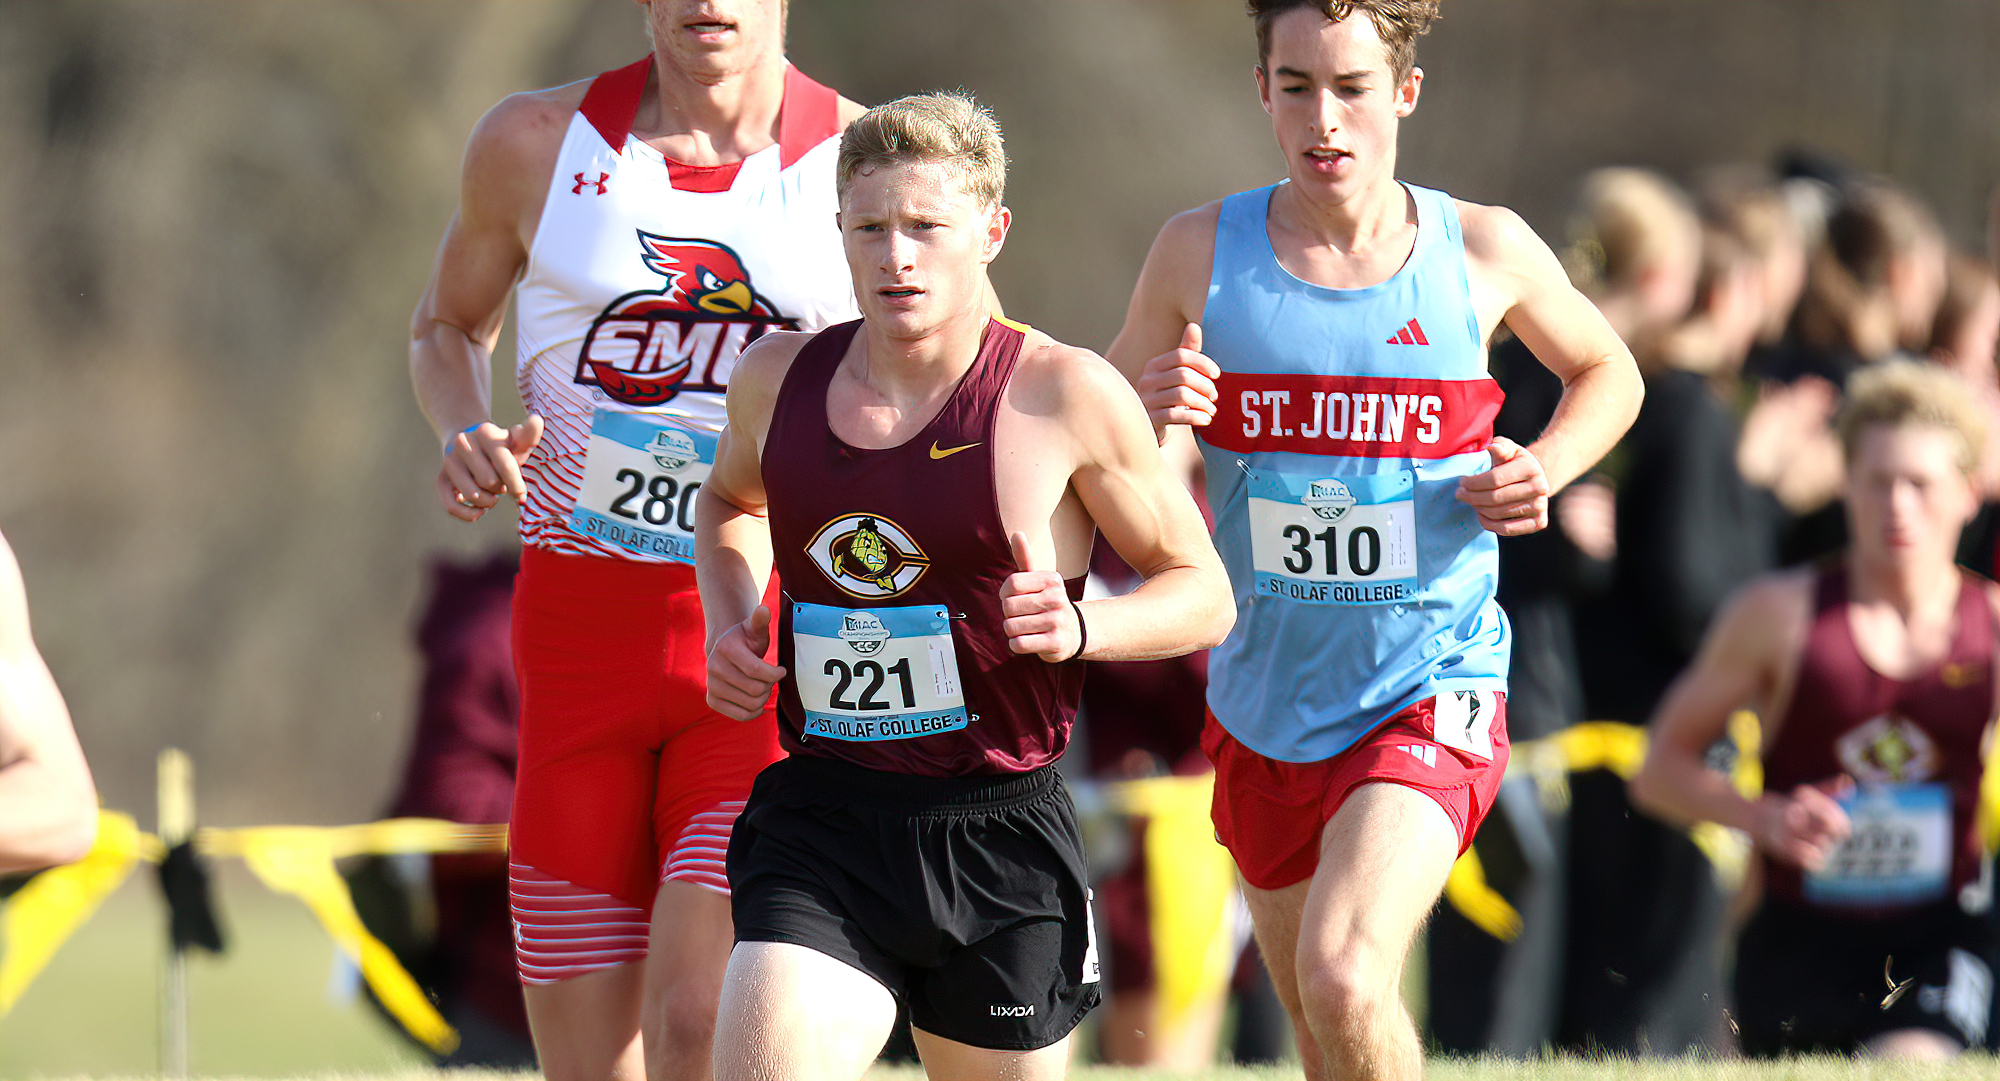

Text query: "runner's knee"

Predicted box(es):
[1297, 943, 1400, 1032]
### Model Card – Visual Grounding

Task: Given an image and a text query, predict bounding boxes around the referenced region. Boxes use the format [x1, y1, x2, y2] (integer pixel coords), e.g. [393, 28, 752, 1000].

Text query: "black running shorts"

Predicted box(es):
[727, 755, 1100, 1051]
[1733, 897, 1993, 1055]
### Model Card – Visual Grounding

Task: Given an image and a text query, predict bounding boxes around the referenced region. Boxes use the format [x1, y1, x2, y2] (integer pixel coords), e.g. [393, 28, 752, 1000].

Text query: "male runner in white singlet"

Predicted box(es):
[1109, 3, 1641, 1078]
[408, 3, 863, 1078]
[0, 529, 96, 873]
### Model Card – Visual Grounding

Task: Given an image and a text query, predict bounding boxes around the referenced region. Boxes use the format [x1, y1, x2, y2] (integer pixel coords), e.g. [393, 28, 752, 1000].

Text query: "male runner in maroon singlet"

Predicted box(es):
[696, 93, 1234, 1080]
[1633, 361, 1996, 1059]
[407, 3, 864, 1079]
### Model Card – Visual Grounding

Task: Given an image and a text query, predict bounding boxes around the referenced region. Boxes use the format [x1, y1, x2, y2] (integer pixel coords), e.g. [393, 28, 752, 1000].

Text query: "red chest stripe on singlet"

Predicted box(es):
[1202, 372, 1503, 459]
[665, 159, 743, 192]
[580, 59, 839, 178]
[579, 56, 652, 153]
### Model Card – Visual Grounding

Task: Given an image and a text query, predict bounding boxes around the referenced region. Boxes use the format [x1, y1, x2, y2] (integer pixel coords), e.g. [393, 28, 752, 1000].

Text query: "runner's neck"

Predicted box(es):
[634, 53, 787, 164]
[1272, 169, 1412, 255]
[851, 307, 993, 412]
[1847, 554, 1963, 627]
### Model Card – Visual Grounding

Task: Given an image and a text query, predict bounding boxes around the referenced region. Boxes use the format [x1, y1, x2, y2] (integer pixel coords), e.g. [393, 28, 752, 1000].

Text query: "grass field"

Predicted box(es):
[0, 872, 423, 1077]
[4, 875, 1996, 1079]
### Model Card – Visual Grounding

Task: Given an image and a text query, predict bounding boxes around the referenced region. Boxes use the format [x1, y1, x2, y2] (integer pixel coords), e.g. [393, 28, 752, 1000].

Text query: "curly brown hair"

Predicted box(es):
[1247, 0, 1441, 81]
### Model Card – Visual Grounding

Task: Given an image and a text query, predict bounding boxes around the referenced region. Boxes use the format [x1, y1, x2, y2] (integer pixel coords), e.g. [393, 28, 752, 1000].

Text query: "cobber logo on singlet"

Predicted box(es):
[1836, 715, 1941, 783]
[806, 513, 931, 598]
[574, 232, 798, 406]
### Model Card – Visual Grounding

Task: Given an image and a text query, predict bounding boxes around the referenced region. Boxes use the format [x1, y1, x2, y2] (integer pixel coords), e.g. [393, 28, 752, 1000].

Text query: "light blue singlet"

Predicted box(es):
[1197, 182, 1510, 763]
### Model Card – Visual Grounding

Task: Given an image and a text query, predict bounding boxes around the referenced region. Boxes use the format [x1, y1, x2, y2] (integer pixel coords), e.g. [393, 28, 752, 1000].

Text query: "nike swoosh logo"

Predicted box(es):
[929, 441, 982, 460]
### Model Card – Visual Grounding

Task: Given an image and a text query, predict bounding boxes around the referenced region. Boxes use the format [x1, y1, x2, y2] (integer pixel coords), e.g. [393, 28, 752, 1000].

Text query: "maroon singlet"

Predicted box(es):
[763, 317, 1085, 777]
[1762, 562, 1995, 914]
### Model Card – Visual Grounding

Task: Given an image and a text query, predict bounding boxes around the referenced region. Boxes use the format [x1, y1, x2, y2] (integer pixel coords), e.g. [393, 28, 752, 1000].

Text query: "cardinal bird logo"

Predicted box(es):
[574, 232, 798, 406]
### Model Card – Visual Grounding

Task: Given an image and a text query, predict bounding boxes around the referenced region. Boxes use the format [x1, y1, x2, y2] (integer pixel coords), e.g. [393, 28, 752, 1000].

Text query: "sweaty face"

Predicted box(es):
[644, 0, 783, 79]
[839, 160, 1008, 340]
[1257, 9, 1418, 206]
[1845, 424, 1977, 569]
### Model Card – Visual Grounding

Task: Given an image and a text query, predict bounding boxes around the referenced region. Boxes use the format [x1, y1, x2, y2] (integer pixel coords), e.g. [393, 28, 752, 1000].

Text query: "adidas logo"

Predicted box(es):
[1385, 319, 1429, 346]
[1401, 744, 1437, 768]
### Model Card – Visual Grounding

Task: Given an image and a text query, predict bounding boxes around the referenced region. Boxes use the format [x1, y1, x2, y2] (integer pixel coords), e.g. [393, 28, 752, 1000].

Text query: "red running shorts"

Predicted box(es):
[508, 546, 783, 983]
[1202, 692, 1509, 892]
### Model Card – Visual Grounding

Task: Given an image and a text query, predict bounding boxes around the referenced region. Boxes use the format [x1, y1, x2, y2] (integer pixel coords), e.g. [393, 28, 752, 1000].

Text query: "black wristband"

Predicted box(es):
[1062, 599, 1088, 664]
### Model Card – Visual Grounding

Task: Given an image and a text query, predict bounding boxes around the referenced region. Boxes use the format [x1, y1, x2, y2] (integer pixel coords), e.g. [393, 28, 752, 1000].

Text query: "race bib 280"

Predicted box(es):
[570, 410, 713, 564]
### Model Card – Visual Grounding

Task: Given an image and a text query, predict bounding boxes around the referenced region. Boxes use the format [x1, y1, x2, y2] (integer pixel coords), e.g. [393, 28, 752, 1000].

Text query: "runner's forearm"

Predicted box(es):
[1629, 739, 1758, 834]
[1075, 563, 1233, 663]
[410, 322, 497, 445]
[695, 485, 775, 649]
[1525, 353, 1643, 493]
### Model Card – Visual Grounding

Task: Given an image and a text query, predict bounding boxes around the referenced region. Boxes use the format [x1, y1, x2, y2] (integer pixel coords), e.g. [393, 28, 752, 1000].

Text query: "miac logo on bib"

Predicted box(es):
[806, 513, 932, 599]
[575, 232, 798, 406]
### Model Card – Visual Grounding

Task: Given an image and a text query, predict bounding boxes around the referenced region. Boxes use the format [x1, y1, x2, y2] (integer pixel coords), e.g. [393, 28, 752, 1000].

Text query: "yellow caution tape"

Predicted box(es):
[0, 810, 156, 1015]
[0, 813, 506, 1048]
[196, 818, 507, 860]
[231, 827, 458, 1055]
[1443, 847, 1522, 941]
[1458, 714, 1770, 937]
[1109, 774, 1238, 1028]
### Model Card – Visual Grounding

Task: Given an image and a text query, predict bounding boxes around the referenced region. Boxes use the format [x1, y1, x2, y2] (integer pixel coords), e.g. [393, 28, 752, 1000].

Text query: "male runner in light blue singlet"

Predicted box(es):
[1107, 3, 1642, 1079]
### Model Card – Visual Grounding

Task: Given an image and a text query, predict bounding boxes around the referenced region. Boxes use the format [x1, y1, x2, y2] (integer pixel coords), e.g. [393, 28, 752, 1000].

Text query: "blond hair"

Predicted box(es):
[836, 91, 1006, 209]
[1838, 360, 1986, 473]
[1561, 168, 1699, 297]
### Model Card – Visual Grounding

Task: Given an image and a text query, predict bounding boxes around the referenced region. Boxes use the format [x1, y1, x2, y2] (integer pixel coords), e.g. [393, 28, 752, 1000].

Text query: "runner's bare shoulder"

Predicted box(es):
[1151, 201, 1224, 268]
[726, 330, 816, 432]
[1129, 201, 1224, 327]
[460, 79, 591, 224]
[1456, 199, 1555, 271]
[1713, 567, 1817, 663]
[1009, 329, 1147, 430]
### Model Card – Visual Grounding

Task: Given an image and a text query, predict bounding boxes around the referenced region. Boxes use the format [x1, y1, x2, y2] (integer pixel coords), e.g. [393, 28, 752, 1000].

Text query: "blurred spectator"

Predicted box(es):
[1928, 254, 2000, 517]
[1928, 254, 2000, 377]
[1785, 181, 1948, 385]
[1700, 170, 1811, 363]
[0, 529, 96, 873]
[1079, 472, 1287, 1068]
[1559, 168, 1739, 1054]
[349, 550, 532, 1069]
[1082, 535, 1223, 1068]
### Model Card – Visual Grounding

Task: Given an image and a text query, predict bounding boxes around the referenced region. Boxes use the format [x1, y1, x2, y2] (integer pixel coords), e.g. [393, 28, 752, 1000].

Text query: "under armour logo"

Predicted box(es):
[573, 171, 610, 195]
